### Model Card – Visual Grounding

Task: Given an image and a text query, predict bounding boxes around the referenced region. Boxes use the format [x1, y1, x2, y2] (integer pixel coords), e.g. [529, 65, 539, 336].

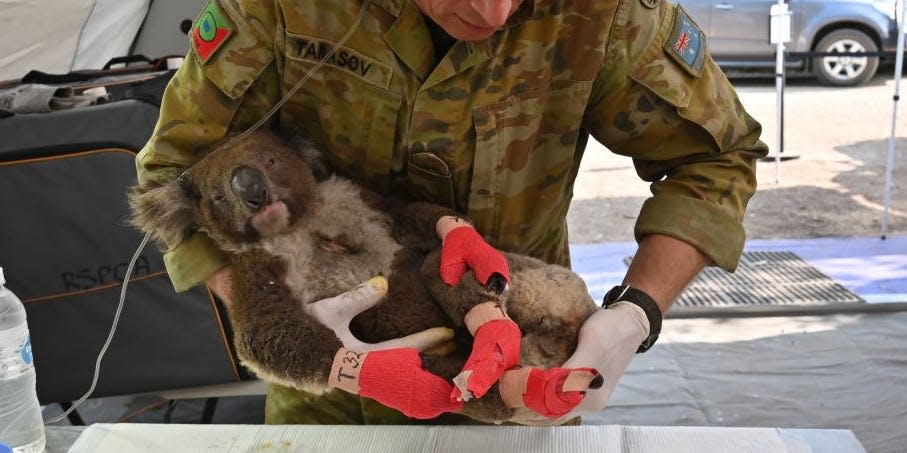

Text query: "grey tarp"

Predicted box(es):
[584, 311, 907, 453]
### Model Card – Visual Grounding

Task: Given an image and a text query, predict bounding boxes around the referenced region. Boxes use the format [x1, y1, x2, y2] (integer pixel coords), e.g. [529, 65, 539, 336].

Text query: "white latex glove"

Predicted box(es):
[512, 301, 650, 426]
[304, 276, 454, 352]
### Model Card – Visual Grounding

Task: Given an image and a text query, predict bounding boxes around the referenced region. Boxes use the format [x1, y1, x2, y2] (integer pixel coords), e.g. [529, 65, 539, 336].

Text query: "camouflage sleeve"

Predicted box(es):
[135, 0, 280, 292]
[583, 0, 768, 272]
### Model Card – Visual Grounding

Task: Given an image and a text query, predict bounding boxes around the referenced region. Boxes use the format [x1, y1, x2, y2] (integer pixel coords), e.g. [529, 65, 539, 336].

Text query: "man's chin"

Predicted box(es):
[448, 18, 499, 41]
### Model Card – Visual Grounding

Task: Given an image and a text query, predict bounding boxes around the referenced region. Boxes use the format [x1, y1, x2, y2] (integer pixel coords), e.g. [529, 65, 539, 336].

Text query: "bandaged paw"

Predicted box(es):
[499, 367, 602, 419]
[438, 219, 510, 289]
[451, 302, 522, 402]
[329, 348, 463, 419]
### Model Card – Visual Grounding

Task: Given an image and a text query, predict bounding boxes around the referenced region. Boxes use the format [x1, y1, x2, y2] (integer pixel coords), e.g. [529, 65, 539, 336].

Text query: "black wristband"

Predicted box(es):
[602, 285, 662, 353]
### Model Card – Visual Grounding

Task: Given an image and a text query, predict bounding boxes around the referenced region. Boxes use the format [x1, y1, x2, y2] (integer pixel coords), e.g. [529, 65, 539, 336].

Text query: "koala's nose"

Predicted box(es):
[231, 167, 269, 211]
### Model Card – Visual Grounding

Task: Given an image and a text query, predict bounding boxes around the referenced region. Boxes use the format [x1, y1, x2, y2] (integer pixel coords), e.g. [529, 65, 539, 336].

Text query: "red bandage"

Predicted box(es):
[501, 367, 599, 419]
[451, 318, 522, 402]
[440, 226, 510, 287]
[331, 348, 463, 419]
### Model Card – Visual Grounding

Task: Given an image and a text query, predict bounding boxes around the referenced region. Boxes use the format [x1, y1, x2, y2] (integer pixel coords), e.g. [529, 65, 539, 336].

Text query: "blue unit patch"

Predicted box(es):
[665, 6, 706, 77]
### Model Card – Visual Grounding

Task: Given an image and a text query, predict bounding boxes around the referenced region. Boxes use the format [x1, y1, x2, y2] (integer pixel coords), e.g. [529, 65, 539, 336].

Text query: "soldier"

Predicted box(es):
[135, 0, 768, 425]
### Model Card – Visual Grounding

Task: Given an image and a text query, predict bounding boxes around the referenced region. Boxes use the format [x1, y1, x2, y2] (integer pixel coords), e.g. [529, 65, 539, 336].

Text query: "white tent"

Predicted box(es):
[0, 0, 151, 80]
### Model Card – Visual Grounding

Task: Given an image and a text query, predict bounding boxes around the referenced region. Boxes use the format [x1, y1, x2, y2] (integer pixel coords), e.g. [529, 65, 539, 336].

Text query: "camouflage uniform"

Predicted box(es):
[136, 0, 768, 424]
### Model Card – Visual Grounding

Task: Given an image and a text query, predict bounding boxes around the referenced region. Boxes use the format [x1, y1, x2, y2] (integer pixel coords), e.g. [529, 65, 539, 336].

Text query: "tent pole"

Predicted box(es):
[882, 0, 906, 240]
[774, 0, 786, 184]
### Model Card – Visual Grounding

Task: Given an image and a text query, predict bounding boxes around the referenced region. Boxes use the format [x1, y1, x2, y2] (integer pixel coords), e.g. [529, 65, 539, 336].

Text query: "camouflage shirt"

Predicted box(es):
[137, 0, 768, 292]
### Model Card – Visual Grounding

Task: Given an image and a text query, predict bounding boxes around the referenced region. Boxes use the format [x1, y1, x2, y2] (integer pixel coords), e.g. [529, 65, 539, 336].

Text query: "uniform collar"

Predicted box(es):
[371, 0, 404, 16]
[383, 0, 436, 79]
[380, 0, 536, 81]
[503, 0, 536, 29]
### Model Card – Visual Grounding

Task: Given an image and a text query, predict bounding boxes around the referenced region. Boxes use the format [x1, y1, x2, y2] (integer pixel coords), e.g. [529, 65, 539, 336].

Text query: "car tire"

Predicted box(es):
[813, 29, 879, 87]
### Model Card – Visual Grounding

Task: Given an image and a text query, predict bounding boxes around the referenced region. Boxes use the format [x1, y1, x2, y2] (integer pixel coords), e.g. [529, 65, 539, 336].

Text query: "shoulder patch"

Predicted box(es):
[191, 0, 234, 64]
[664, 6, 705, 78]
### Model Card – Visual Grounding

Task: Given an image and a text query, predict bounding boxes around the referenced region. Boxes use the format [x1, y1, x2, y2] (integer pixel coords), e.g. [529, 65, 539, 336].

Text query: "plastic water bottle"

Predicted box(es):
[0, 267, 45, 453]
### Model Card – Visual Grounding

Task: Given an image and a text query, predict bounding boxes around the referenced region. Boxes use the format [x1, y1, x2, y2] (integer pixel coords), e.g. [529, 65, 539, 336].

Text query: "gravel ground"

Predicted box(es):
[567, 72, 907, 243]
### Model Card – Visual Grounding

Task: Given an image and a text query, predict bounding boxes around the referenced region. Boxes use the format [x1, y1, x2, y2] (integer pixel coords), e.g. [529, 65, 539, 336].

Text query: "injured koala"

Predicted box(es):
[129, 130, 601, 424]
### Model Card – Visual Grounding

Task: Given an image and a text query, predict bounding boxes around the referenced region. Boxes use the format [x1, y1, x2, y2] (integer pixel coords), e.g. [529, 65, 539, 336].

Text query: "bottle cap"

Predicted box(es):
[0, 443, 12, 453]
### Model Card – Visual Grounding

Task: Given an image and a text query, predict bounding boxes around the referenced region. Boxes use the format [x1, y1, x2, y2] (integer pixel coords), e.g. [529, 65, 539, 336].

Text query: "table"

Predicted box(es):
[49, 424, 867, 453]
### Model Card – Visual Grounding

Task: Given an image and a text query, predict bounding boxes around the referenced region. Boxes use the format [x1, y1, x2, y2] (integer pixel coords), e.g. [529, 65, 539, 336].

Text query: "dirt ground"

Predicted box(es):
[567, 72, 907, 244]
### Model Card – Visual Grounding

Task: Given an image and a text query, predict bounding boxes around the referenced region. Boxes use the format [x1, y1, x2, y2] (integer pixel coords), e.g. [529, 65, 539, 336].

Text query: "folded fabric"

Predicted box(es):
[0, 84, 108, 114]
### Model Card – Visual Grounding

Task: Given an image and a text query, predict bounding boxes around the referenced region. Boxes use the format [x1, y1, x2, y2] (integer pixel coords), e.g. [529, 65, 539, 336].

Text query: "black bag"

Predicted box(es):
[0, 69, 244, 404]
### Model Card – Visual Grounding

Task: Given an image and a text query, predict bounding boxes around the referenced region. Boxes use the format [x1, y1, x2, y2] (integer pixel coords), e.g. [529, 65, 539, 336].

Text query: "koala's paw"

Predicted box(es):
[451, 317, 521, 402]
[500, 367, 603, 419]
[421, 249, 508, 323]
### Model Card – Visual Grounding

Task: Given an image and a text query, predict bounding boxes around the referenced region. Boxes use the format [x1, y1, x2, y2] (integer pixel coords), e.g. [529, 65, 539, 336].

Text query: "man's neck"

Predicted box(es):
[424, 16, 457, 61]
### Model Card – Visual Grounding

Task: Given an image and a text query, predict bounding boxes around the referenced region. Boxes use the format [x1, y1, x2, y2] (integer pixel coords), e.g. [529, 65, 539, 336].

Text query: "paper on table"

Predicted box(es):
[68, 424, 866, 453]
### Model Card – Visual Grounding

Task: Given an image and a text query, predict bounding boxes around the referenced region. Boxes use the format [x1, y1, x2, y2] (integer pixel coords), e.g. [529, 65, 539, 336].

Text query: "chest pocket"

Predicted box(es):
[469, 80, 592, 260]
[280, 32, 402, 192]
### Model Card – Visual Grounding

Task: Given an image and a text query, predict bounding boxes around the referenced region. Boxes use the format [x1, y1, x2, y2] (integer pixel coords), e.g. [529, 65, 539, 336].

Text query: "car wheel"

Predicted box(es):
[813, 29, 879, 87]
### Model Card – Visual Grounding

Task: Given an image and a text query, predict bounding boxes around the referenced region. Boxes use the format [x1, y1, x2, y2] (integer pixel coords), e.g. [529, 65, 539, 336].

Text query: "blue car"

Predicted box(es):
[679, 0, 901, 86]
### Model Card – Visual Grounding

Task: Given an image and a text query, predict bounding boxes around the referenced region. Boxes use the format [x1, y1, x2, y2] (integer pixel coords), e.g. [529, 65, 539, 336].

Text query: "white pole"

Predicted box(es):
[775, 35, 784, 183]
[771, 0, 790, 184]
[882, 0, 907, 239]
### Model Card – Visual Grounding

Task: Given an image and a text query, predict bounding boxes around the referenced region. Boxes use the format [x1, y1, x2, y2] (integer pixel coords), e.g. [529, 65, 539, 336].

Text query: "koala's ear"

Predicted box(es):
[289, 136, 331, 181]
[128, 176, 197, 250]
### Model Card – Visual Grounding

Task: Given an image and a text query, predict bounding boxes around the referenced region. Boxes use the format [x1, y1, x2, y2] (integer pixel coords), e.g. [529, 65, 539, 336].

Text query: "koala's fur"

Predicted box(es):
[129, 130, 597, 423]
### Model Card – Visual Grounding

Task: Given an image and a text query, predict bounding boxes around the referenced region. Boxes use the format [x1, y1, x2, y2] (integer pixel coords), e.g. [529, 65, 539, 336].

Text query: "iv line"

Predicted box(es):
[44, 0, 373, 425]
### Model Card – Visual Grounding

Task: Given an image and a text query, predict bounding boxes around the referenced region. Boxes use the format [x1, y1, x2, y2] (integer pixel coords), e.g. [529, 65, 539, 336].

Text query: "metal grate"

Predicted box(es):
[623, 251, 864, 307]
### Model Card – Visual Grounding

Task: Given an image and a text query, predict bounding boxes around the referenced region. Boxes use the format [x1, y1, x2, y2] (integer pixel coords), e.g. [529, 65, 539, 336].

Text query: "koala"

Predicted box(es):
[129, 130, 599, 424]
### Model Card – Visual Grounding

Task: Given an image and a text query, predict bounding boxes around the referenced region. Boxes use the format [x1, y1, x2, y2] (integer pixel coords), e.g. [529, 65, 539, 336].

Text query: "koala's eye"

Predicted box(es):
[265, 157, 276, 168]
[213, 193, 226, 202]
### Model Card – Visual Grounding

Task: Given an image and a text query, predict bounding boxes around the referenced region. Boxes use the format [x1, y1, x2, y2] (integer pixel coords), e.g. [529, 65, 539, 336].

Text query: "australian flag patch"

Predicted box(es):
[665, 6, 706, 78]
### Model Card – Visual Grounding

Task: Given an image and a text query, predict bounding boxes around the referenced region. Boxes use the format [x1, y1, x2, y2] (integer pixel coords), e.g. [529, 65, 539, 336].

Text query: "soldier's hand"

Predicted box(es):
[205, 265, 235, 308]
[304, 276, 454, 352]
[509, 302, 650, 426]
